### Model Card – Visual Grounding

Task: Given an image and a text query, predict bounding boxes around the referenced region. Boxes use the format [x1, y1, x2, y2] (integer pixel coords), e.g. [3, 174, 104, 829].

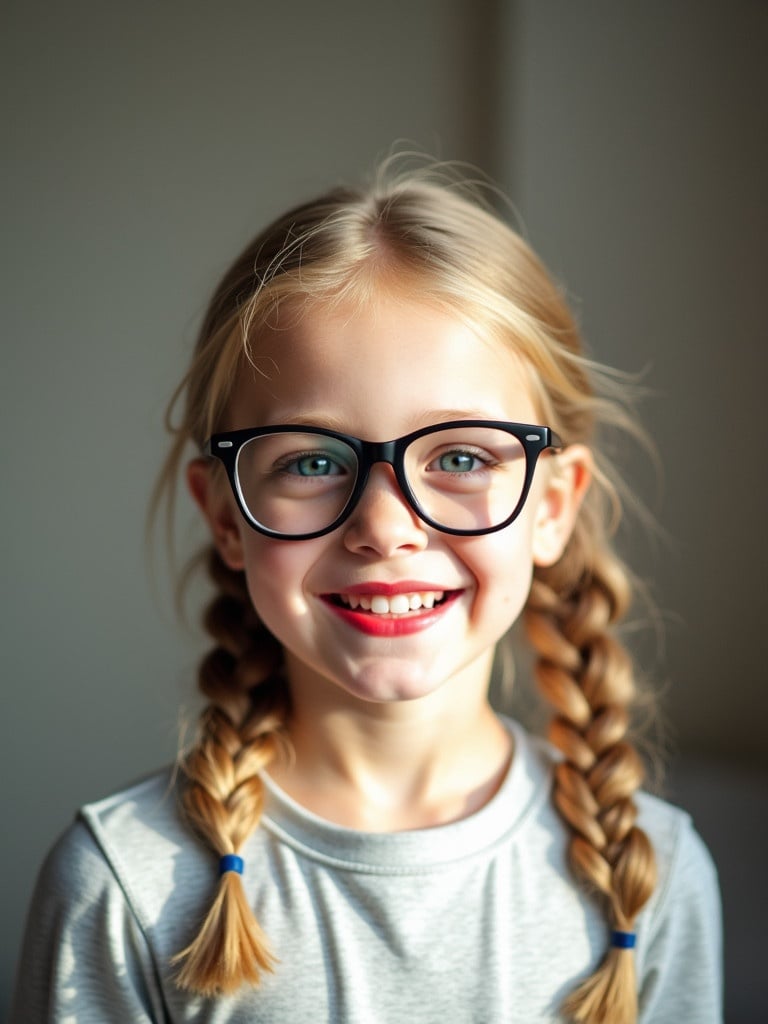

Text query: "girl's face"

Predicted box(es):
[189, 291, 589, 712]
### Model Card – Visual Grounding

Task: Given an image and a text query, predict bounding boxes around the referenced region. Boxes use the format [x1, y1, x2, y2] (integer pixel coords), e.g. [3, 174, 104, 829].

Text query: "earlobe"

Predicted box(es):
[532, 445, 592, 567]
[186, 458, 246, 570]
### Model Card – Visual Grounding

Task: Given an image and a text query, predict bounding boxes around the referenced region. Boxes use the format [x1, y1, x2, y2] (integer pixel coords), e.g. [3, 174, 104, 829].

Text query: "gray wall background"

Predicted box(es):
[2, 2, 766, 1019]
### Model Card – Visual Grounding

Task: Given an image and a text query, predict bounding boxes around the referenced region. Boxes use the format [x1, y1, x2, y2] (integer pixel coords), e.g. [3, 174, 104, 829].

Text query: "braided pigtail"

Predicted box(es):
[173, 548, 289, 995]
[525, 542, 657, 1024]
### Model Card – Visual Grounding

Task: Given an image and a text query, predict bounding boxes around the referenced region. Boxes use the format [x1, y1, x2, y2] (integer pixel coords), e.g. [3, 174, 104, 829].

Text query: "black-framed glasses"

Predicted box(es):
[204, 420, 563, 540]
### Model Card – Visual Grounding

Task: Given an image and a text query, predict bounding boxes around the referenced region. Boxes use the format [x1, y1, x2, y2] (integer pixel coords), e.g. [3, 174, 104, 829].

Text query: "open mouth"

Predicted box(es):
[326, 591, 453, 616]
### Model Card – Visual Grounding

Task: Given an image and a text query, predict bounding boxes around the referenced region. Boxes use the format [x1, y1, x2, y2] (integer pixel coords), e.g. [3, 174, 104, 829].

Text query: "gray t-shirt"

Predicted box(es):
[11, 720, 722, 1023]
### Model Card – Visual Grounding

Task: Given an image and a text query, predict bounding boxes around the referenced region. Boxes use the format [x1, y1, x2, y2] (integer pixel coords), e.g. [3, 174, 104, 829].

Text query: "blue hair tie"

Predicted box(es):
[219, 854, 244, 876]
[611, 930, 636, 949]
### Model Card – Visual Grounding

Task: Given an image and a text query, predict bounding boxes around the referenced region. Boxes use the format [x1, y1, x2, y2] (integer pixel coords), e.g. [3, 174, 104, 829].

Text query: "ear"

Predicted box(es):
[186, 458, 246, 571]
[531, 444, 593, 567]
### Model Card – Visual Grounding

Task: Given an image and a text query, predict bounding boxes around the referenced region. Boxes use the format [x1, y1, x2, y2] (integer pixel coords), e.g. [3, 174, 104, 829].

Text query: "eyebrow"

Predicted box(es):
[267, 413, 353, 432]
[266, 409, 507, 433]
[416, 408, 506, 424]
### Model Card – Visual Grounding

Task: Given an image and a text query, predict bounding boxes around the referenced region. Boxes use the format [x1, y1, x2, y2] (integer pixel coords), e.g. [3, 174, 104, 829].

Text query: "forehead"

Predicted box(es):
[226, 293, 540, 435]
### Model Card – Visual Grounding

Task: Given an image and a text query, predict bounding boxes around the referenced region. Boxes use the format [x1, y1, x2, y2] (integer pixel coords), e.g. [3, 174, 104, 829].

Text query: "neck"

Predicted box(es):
[269, 655, 513, 831]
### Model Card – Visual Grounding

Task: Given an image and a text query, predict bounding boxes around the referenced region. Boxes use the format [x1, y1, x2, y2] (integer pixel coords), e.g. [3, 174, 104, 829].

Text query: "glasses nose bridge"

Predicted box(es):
[354, 437, 411, 504]
[361, 437, 400, 472]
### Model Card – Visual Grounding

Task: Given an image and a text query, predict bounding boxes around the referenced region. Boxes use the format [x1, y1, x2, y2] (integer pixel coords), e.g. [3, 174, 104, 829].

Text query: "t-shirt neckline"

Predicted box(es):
[259, 718, 550, 873]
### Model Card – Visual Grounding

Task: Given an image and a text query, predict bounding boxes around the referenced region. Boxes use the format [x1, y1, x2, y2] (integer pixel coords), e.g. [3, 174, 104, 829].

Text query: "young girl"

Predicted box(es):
[12, 161, 721, 1023]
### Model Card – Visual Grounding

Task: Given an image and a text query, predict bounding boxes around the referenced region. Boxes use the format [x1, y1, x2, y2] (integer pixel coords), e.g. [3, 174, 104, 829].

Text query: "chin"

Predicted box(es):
[340, 663, 444, 705]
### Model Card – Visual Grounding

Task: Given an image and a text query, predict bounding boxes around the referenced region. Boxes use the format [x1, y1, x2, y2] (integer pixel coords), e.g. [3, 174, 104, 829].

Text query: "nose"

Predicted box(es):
[342, 464, 429, 558]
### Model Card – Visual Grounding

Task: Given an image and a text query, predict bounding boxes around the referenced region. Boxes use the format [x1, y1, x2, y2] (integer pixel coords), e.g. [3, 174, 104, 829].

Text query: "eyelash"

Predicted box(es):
[273, 451, 347, 476]
[426, 447, 498, 473]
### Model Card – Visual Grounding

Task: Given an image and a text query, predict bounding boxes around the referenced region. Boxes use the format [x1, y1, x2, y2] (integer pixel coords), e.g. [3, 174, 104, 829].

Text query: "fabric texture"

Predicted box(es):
[10, 720, 722, 1023]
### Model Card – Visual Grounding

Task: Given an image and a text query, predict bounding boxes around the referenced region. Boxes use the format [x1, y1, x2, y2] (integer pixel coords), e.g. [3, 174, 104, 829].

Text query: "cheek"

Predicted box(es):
[239, 535, 317, 631]
[460, 525, 537, 620]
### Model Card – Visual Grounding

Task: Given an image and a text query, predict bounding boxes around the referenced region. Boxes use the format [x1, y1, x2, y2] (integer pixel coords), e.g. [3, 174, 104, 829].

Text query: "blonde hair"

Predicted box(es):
[155, 160, 657, 1022]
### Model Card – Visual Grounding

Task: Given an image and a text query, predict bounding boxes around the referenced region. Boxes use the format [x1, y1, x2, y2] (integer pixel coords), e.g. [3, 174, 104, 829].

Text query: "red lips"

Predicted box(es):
[321, 587, 461, 637]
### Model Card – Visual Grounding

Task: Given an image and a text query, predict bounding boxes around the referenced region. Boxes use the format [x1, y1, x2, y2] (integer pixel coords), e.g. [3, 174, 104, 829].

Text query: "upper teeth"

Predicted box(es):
[340, 591, 445, 614]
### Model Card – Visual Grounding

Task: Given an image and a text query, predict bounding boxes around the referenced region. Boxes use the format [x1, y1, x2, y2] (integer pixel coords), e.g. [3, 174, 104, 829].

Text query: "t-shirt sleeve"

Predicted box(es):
[9, 819, 168, 1024]
[638, 815, 723, 1023]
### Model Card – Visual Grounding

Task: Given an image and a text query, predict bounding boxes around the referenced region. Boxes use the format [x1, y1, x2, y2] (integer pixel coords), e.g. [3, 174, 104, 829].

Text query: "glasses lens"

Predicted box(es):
[236, 432, 359, 536]
[404, 426, 527, 531]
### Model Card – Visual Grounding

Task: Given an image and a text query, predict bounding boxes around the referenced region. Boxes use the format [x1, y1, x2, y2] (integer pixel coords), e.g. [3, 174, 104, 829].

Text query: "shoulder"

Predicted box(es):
[635, 788, 720, 936]
[27, 767, 202, 915]
[28, 769, 181, 900]
[631, 791, 723, 1020]
[515, 723, 721, 937]
[509, 722, 720, 909]
[12, 768, 234, 1022]
[635, 788, 721, 949]
[29, 767, 215, 959]
[75, 768, 219, 943]
[630, 790, 722, 1021]
[509, 722, 722, 1014]
[77, 767, 201, 912]
[510, 719, 719, 900]
[11, 769, 197, 1023]
[79, 765, 184, 840]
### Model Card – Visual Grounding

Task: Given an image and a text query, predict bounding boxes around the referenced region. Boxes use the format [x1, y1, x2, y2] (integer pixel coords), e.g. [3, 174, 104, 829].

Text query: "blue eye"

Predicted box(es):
[438, 451, 482, 473]
[288, 453, 344, 477]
